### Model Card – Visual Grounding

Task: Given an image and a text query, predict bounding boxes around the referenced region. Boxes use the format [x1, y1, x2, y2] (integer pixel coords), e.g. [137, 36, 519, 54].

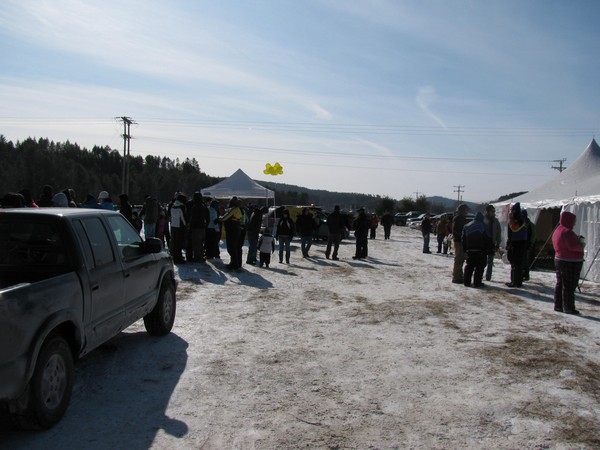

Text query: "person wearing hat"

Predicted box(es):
[52, 192, 69, 207]
[505, 202, 529, 287]
[451, 204, 469, 283]
[483, 204, 501, 281]
[326, 205, 344, 260]
[352, 208, 369, 259]
[98, 191, 114, 211]
[170, 193, 188, 264]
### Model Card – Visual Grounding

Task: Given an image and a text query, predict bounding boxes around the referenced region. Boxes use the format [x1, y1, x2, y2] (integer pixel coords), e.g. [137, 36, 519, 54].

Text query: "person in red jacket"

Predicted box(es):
[552, 211, 585, 315]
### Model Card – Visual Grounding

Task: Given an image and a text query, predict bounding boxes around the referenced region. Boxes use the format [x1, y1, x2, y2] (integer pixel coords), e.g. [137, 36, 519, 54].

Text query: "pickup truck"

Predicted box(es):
[0, 208, 177, 429]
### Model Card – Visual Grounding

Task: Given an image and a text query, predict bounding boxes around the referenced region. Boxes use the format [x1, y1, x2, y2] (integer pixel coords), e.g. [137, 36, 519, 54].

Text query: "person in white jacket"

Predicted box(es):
[170, 194, 187, 263]
[258, 228, 276, 268]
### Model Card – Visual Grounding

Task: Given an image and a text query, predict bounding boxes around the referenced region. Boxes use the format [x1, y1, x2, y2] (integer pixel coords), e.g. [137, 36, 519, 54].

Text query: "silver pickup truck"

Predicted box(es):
[0, 208, 177, 429]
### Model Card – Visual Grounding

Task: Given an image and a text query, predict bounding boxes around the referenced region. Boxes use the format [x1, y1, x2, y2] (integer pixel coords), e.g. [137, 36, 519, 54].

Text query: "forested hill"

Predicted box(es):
[0, 136, 219, 204]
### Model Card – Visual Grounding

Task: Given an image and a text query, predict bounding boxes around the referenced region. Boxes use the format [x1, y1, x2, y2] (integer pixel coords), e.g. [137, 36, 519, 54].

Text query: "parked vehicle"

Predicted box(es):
[394, 211, 423, 226]
[265, 205, 329, 240]
[0, 208, 177, 429]
[406, 213, 427, 229]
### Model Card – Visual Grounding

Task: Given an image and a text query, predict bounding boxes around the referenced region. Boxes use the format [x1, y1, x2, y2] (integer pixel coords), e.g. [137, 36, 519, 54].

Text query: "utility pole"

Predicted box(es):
[117, 116, 136, 195]
[413, 190, 421, 200]
[551, 158, 567, 173]
[453, 185, 465, 202]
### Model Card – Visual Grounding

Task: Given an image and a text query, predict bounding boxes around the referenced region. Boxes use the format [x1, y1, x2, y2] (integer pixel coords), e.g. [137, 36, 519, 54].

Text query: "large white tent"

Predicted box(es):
[200, 169, 275, 204]
[495, 139, 600, 283]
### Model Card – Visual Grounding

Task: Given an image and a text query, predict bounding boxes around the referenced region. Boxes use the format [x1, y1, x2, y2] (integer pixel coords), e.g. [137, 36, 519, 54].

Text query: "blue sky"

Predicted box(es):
[1, 0, 599, 202]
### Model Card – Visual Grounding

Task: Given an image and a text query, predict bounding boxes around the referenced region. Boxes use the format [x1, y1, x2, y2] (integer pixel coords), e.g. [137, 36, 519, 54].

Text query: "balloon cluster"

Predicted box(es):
[263, 162, 283, 175]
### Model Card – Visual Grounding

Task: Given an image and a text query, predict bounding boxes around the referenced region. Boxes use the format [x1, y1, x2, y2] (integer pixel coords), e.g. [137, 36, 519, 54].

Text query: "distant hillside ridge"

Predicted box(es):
[258, 180, 484, 212]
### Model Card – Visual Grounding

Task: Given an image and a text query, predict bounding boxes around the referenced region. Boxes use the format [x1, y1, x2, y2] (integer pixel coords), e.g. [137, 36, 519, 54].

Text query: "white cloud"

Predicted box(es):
[416, 86, 447, 129]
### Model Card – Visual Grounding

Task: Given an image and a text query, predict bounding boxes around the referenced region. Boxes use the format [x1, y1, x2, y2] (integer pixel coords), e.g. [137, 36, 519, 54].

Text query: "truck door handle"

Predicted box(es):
[92, 284, 99, 291]
[124, 272, 130, 278]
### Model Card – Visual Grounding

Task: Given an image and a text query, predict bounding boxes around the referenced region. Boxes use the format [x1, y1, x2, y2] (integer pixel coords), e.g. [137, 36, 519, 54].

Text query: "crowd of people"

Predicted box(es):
[437, 202, 585, 315]
[1, 186, 587, 314]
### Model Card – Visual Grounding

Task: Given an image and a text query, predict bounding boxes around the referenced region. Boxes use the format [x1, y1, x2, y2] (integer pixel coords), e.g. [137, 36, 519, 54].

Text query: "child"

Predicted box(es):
[258, 228, 276, 268]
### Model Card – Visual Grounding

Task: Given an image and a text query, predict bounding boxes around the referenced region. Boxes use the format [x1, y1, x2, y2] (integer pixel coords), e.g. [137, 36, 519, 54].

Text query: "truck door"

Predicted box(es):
[73, 218, 125, 349]
[105, 215, 158, 322]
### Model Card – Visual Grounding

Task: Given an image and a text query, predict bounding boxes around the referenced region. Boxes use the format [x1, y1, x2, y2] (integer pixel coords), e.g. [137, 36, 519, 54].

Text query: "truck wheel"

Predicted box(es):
[12, 334, 74, 429]
[144, 279, 176, 336]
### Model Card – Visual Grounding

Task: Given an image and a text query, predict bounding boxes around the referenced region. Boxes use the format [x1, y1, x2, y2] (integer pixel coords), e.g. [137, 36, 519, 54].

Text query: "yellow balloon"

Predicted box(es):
[264, 162, 283, 175]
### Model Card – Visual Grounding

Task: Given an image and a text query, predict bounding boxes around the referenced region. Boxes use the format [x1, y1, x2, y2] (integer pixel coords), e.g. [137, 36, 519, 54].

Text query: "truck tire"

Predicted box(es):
[144, 279, 176, 336]
[12, 334, 74, 429]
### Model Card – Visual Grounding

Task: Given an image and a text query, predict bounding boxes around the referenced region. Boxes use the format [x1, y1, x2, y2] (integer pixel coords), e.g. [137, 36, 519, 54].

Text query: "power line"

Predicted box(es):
[0, 116, 597, 137]
[138, 136, 555, 164]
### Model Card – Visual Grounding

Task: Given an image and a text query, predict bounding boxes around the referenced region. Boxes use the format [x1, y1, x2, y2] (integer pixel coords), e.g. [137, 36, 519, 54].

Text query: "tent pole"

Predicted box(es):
[578, 244, 600, 292]
[529, 221, 560, 271]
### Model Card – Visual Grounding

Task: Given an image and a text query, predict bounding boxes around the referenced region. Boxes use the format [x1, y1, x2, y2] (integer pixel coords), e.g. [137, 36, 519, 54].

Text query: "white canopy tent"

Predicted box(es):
[495, 139, 600, 283]
[200, 169, 275, 205]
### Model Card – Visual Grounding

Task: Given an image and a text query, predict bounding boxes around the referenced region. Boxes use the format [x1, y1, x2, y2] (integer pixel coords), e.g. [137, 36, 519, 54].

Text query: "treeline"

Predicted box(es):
[0, 135, 393, 210]
[0, 135, 220, 205]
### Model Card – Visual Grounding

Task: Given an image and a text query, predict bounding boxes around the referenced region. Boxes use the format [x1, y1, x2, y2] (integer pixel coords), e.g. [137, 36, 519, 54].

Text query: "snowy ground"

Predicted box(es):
[2, 226, 600, 449]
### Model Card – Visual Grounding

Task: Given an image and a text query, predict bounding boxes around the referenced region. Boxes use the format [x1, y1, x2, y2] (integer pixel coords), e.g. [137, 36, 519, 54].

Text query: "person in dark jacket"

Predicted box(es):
[380, 211, 393, 240]
[188, 192, 209, 262]
[296, 207, 317, 257]
[483, 204, 501, 281]
[246, 205, 268, 265]
[506, 202, 529, 287]
[436, 214, 449, 254]
[552, 211, 585, 314]
[118, 193, 133, 224]
[325, 205, 345, 260]
[219, 197, 243, 270]
[140, 195, 159, 238]
[81, 193, 100, 209]
[37, 184, 54, 207]
[522, 209, 536, 281]
[462, 212, 492, 287]
[452, 204, 469, 283]
[421, 213, 432, 253]
[275, 209, 295, 264]
[352, 208, 369, 259]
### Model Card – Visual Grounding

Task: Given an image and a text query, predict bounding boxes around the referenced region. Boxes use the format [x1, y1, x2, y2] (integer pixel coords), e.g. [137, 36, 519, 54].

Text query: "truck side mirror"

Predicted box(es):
[145, 237, 163, 253]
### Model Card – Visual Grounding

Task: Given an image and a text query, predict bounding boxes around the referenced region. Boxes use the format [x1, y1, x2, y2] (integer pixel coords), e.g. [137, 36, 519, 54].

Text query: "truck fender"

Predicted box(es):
[22, 310, 83, 393]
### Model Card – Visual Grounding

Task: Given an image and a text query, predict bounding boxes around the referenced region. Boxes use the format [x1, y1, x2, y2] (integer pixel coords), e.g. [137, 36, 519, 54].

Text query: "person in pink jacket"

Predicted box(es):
[552, 211, 585, 314]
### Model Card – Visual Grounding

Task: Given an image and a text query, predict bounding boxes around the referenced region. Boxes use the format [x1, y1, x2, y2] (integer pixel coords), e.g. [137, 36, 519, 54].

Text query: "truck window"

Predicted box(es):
[80, 218, 115, 267]
[0, 220, 67, 266]
[107, 215, 145, 260]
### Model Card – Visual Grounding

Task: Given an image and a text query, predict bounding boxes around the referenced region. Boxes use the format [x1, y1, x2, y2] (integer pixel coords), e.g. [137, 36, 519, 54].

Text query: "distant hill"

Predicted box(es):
[258, 179, 484, 212]
[427, 196, 482, 212]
